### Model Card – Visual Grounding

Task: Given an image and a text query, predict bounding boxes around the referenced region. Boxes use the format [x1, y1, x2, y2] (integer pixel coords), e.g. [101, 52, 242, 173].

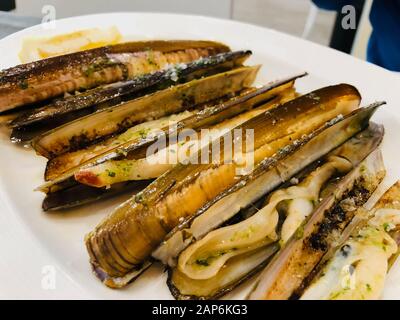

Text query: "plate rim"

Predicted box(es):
[0, 11, 399, 299]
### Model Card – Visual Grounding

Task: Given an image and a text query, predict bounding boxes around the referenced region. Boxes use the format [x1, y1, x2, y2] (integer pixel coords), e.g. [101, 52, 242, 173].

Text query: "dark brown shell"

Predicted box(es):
[32, 65, 261, 159]
[248, 123, 386, 300]
[0, 40, 230, 113]
[167, 106, 386, 300]
[85, 85, 363, 285]
[10, 50, 251, 142]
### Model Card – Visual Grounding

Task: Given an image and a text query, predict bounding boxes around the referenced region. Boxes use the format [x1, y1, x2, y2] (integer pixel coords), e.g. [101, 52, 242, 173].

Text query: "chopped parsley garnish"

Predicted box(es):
[18, 80, 29, 89]
[146, 49, 158, 67]
[383, 222, 392, 232]
[195, 259, 210, 266]
[84, 65, 96, 77]
[295, 225, 304, 239]
[106, 170, 116, 177]
[138, 128, 150, 139]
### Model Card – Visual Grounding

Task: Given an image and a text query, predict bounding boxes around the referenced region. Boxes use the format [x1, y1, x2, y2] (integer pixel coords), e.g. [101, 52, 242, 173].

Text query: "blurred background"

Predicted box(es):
[0, 0, 375, 62]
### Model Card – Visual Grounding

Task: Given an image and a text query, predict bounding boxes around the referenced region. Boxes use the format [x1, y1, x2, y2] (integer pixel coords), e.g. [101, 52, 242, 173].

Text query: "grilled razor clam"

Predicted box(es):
[101, 110, 373, 290]
[45, 109, 196, 181]
[74, 90, 296, 187]
[42, 105, 224, 209]
[32, 65, 260, 159]
[176, 157, 353, 281]
[170, 245, 280, 300]
[301, 181, 400, 300]
[39, 73, 303, 192]
[168, 161, 351, 299]
[98, 104, 381, 289]
[10, 51, 251, 142]
[167, 122, 385, 299]
[41, 79, 299, 209]
[0, 40, 229, 113]
[153, 102, 384, 269]
[85, 84, 361, 284]
[247, 139, 386, 300]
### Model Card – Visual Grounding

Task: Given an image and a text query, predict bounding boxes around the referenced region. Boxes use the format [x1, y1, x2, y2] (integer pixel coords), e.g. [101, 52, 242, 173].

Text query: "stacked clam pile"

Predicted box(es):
[1, 40, 399, 300]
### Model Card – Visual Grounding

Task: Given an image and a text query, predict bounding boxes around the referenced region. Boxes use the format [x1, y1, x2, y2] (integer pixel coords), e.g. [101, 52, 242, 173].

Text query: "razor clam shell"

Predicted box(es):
[42, 75, 301, 207]
[0, 40, 229, 113]
[91, 261, 153, 289]
[305, 181, 400, 289]
[153, 103, 384, 267]
[167, 117, 385, 300]
[86, 84, 362, 283]
[42, 179, 152, 211]
[39, 73, 303, 193]
[86, 85, 368, 285]
[32, 65, 261, 159]
[168, 244, 280, 300]
[247, 131, 386, 300]
[10, 51, 251, 142]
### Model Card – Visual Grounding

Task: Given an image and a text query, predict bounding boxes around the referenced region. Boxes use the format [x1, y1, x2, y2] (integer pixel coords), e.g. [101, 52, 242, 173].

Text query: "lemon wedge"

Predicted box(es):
[19, 26, 122, 63]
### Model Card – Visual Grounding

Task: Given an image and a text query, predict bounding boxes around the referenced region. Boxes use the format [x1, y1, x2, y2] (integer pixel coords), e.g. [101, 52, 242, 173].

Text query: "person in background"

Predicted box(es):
[312, 0, 400, 71]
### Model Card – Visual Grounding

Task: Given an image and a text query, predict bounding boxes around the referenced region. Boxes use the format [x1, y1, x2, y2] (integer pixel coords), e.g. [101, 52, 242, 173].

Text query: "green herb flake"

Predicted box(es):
[18, 80, 29, 90]
[138, 128, 151, 139]
[195, 258, 210, 267]
[295, 225, 304, 239]
[83, 59, 117, 78]
[383, 222, 392, 232]
[84, 65, 96, 77]
[106, 170, 116, 177]
[146, 49, 158, 67]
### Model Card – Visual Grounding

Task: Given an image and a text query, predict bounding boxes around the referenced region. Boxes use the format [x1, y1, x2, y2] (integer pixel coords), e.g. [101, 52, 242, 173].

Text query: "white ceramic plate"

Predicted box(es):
[1, 12, 400, 300]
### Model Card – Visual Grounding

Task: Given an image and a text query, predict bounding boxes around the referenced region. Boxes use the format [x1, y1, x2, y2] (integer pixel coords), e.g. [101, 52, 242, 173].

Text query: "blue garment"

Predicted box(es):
[312, 0, 400, 71]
